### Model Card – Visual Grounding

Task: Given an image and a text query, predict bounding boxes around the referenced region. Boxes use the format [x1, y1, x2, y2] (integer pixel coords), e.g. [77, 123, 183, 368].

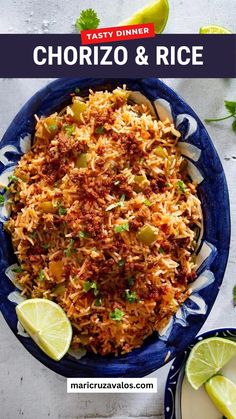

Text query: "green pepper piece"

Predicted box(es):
[75, 153, 87, 168]
[137, 224, 158, 245]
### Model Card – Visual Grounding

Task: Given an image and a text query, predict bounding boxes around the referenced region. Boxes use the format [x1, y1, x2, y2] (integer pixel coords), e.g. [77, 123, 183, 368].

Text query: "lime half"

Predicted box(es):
[185, 337, 236, 390]
[119, 0, 169, 34]
[200, 25, 232, 34]
[205, 375, 236, 419]
[16, 298, 72, 361]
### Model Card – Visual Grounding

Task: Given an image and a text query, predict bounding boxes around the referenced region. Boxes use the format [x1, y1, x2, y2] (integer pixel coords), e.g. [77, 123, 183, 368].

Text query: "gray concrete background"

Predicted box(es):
[0, 1, 236, 418]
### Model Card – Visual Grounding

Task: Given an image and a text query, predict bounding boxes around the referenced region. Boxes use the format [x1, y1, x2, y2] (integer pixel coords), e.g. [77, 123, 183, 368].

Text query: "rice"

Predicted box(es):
[5, 87, 202, 356]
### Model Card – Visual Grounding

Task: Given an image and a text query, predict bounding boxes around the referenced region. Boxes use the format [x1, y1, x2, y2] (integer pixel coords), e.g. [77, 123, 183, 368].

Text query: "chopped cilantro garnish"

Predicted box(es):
[95, 126, 105, 135]
[78, 231, 89, 238]
[29, 231, 37, 239]
[94, 297, 102, 307]
[127, 277, 135, 286]
[42, 243, 50, 250]
[0, 195, 4, 206]
[48, 124, 58, 132]
[12, 266, 23, 273]
[114, 222, 129, 233]
[144, 199, 152, 207]
[38, 269, 46, 282]
[118, 259, 125, 268]
[75, 87, 80, 94]
[8, 175, 19, 183]
[159, 247, 165, 254]
[177, 180, 186, 193]
[109, 308, 124, 321]
[64, 239, 76, 257]
[75, 8, 100, 32]
[64, 125, 74, 136]
[124, 289, 138, 303]
[58, 205, 67, 216]
[83, 281, 99, 296]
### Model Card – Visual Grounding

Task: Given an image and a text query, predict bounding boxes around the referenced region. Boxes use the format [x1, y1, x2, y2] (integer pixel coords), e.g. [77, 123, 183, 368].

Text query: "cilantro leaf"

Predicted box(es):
[95, 126, 105, 135]
[75, 87, 80, 94]
[64, 239, 76, 257]
[127, 277, 135, 286]
[106, 194, 126, 212]
[224, 100, 236, 115]
[114, 222, 129, 233]
[75, 9, 100, 32]
[8, 175, 19, 183]
[124, 289, 138, 303]
[83, 281, 99, 296]
[109, 308, 124, 321]
[144, 199, 152, 207]
[94, 297, 102, 306]
[0, 195, 4, 206]
[58, 204, 67, 216]
[38, 269, 46, 282]
[232, 119, 236, 134]
[118, 259, 125, 268]
[64, 125, 74, 136]
[177, 180, 186, 193]
[12, 266, 23, 273]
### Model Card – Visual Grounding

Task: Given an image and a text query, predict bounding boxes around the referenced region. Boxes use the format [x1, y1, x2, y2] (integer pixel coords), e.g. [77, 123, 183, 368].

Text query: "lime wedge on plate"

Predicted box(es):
[205, 375, 236, 419]
[16, 298, 72, 361]
[119, 0, 169, 34]
[200, 25, 232, 34]
[185, 337, 236, 390]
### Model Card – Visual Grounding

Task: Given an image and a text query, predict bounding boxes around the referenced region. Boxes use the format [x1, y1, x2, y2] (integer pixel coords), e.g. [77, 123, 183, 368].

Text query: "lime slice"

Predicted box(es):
[205, 375, 236, 419]
[16, 298, 72, 361]
[199, 25, 232, 34]
[185, 337, 236, 390]
[119, 0, 169, 34]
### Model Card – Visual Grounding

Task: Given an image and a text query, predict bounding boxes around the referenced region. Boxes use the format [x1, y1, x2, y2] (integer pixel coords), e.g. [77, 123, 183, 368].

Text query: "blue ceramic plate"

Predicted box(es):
[165, 328, 236, 419]
[0, 78, 230, 377]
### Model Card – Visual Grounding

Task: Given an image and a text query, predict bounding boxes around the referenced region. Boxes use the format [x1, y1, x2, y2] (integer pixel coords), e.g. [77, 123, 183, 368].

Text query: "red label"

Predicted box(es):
[81, 23, 155, 45]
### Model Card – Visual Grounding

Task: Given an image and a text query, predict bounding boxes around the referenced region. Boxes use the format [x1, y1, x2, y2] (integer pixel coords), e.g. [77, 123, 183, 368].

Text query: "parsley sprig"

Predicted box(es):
[205, 101, 236, 134]
[75, 9, 100, 32]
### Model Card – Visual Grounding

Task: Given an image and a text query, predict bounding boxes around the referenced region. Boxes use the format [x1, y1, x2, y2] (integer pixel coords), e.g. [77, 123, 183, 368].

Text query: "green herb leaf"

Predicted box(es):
[75, 8, 100, 32]
[109, 308, 124, 321]
[12, 266, 23, 273]
[78, 230, 89, 238]
[232, 119, 236, 134]
[0, 195, 4, 206]
[83, 281, 98, 295]
[144, 199, 152, 207]
[64, 125, 74, 136]
[127, 277, 135, 286]
[124, 289, 138, 303]
[38, 269, 46, 282]
[75, 87, 80, 94]
[177, 180, 186, 193]
[29, 231, 37, 239]
[48, 124, 58, 132]
[42, 243, 50, 250]
[8, 175, 19, 183]
[94, 297, 102, 306]
[224, 100, 236, 115]
[95, 126, 105, 135]
[58, 205, 67, 216]
[114, 223, 129, 233]
[118, 259, 125, 268]
[159, 247, 165, 254]
[64, 239, 76, 257]
[233, 285, 236, 307]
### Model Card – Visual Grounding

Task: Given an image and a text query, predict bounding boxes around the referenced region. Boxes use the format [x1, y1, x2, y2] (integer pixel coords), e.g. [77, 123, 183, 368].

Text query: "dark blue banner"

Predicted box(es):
[0, 34, 235, 77]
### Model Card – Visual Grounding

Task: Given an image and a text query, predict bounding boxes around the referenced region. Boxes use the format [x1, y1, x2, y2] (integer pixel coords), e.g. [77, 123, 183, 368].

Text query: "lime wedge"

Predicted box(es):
[16, 298, 72, 361]
[119, 0, 169, 34]
[205, 375, 236, 419]
[185, 337, 236, 390]
[200, 25, 232, 34]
